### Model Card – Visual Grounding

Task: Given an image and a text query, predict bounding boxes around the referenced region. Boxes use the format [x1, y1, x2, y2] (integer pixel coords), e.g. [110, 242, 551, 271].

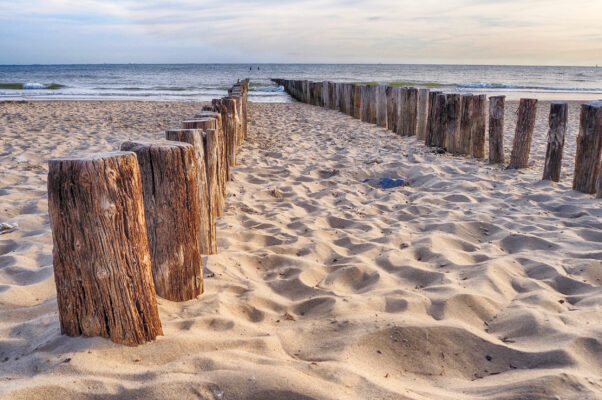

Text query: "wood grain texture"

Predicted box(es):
[165, 129, 215, 255]
[416, 88, 430, 141]
[458, 94, 474, 155]
[573, 102, 602, 193]
[444, 93, 462, 153]
[48, 151, 163, 346]
[352, 84, 362, 119]
[181, 117, 225, 217]
[542, 102, 568, 182]
[488, 96, 506, 164]
[120, 141, 203, 302]
[425, 91, 443, 147]
[470, 95, 487, 159]
[508, 98, 538, 169]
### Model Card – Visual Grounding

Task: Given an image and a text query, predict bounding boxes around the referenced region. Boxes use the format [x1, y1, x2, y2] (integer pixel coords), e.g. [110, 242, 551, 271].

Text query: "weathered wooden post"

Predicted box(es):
[458, 94, 474, 154]
[542, 102, 568, 182]
[445, 93, 462, 152]
[386, 86, 396, 132]
[120, 141, 203, 302]
[470, 95, 487, 159]
[329, 82, 338, 110]
[322, 82, 331, 109]
[426, 92, 446, 147]
[182, 118, 225, 217]
[416, 88, 430, 141]
[376, 84, 388, 128]
[508, 98, 538, 169]
[196, 110, 227, 195]
[369, 85, 378, 124]
[48, 152, 163, 346]
[597, 172, 602, 198]
[573, 101, 602, 193]
[351, 84, 362, 120]
[165, 129, 215, 255]
[345, 83, 354, 116]
[360, 85, 371, 123]
[406, 87, 418, 136]
[488, 96, 505, 164]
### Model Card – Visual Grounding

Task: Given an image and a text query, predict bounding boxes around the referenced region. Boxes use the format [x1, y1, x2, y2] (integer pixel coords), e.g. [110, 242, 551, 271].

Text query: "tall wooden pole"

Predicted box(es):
[470, 94, 487, 159]
[488, 96, 505, 164]
[573, 102, 602, 193]
[542, 102, 568, 182]
[416, 88, 430, 141]
[508, 98, 538, 169]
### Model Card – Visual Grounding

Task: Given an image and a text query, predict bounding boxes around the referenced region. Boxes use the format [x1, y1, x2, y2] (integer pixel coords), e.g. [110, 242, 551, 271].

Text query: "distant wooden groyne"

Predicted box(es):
[272, 79, 602, 197]
[48, 80, 249, 346]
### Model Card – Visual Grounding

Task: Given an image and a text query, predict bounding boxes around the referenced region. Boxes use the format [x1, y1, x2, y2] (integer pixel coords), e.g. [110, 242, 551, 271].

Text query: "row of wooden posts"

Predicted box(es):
[47, 80, 250, 346]
[272, 79, 602, 197]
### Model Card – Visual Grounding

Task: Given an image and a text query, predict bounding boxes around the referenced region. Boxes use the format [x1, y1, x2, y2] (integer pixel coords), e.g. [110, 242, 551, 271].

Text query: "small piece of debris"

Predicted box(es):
[558, 299, 565, 304]
[384, 373, 389, 378]
[284, 313, 296, 321]
[0, 223, 17, 235]
[63, 358, 71, 363]
[485, 355, 493, 362]
[269, 189, 283, 199]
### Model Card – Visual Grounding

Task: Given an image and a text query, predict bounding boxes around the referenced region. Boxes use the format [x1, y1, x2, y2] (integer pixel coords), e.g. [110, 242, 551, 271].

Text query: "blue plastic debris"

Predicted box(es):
[363, 177, 406, 189]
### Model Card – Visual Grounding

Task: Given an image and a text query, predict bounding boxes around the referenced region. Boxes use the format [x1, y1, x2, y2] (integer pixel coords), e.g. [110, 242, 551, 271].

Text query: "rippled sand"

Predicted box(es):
[0, 100, 601, 399]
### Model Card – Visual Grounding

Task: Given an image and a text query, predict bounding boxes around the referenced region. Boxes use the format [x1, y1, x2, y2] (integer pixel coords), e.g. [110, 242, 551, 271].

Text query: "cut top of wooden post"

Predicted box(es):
[48, 151, 163, 346]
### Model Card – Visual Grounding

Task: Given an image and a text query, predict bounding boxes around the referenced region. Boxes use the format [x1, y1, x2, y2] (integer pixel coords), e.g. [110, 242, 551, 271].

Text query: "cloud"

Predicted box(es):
[0, 0, 601, 64]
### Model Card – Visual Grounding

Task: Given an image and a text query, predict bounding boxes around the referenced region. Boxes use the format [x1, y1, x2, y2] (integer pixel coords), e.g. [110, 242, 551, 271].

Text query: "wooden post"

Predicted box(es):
[416, 88, 430, 141]
[369, 85, 378, 124]
[458, 94, 474, 155]
[597, 169, 602, 198]
[352, 84, 362, 119]
[402, 87, 418, 136]
[542, 102, 568, 182]
[573, 102, 602, 193]
[181, 118, 225, 217]
[426, 91, 446, 147]
[386, 86, 396, 132]
[444, 93, 462, 152]
[165, 129, 215, 255]
[48, 152, 162, 346]
[360, 85, 371, 123]
[470, 95, 487, 159]
[399, 88, 408, 135]
[345, 84, 354, 116]
[120, 141, 203, 302]
[322, 82, 331, 109]
[376, 85, 388, 128]
[508, 98, 538, 169]
[393, 87, 403, 136]
[330, 82, 338, 110]
[488, 96, 505, 164]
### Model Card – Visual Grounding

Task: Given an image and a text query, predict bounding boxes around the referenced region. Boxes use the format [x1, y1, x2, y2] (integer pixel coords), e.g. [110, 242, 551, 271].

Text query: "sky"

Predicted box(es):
[0, 0, 601, 65]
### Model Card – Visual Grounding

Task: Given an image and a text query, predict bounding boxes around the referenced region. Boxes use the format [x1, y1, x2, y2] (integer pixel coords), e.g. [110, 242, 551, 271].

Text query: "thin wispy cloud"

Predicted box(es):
[0, 0, 600, 64]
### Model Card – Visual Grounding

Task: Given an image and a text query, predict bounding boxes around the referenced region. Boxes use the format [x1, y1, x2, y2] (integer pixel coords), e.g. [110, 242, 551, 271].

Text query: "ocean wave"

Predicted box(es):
[456, 83, 602, 92]
[0, 82, 66, 90]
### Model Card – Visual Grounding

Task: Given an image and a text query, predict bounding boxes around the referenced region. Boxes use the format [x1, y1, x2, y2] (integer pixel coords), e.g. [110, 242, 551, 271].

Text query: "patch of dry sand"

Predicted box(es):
[0, 100, 601, 399]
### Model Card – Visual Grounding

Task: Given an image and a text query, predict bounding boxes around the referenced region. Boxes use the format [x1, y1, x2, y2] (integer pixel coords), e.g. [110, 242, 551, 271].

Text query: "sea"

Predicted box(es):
[1, 64, 601, 102]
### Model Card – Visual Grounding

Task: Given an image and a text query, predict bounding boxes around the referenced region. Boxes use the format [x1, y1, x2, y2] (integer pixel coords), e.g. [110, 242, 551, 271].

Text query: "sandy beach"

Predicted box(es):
[0, 99, 601, 399]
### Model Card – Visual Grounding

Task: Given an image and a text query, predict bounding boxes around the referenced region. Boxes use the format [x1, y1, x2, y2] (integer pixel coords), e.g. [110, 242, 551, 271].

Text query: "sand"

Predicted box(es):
[0, 99, 601, 400]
